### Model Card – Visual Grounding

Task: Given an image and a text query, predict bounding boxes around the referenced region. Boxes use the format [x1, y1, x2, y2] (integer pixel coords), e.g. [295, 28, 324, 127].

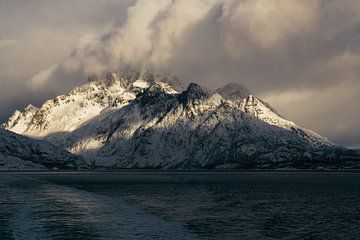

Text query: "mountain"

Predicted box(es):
[0, 128, 87, 170]
[5, 71, 182, 138]
[216, 82, 251, 100]
[4, 71, 359, 169]
[216, 87, 332, 147]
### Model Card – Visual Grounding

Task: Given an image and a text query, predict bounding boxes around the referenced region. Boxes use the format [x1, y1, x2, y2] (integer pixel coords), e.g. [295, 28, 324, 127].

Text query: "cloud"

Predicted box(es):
[27, 0, 219, 90]
[221, 0, 319, 50]
[26, 0, 324, 90]
[28, 64, 59, 89]
[0, 38, 18, 47]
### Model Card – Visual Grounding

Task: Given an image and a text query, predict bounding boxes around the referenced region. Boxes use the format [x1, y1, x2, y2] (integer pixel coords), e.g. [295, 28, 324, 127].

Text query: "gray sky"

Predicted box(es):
[0, 0, 359, 148]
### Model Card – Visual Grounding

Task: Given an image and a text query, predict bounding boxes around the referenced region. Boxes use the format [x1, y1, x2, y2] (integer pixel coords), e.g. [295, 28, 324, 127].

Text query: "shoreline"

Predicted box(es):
[1, 170, 359, 184]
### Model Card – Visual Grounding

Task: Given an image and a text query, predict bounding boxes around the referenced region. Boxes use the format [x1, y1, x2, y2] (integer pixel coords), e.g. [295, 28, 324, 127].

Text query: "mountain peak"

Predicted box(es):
[139, 82, 176, 106]
[104, 72, 130, 88]
[24, 104, 38, 113]
[140, 71, 156, 83]
[216, 82, 250, 101]
[87, 74, 101, 82]
[179, 83, 210, 104]
[145, 82, 176, 95]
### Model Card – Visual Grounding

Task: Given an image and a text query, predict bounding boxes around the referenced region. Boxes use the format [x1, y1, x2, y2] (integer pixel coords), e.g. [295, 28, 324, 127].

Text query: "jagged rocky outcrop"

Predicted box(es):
[0, 129, 87, 170]
[4, 71, 359, 169]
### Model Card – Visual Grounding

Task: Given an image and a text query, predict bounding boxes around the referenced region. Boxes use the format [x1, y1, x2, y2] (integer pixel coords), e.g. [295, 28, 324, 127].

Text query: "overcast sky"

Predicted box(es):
[0, 0, 359, 148]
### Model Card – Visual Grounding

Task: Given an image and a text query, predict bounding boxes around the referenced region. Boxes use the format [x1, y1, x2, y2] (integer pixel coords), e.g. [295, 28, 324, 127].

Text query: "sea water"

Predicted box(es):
[0, 171, 360, 240]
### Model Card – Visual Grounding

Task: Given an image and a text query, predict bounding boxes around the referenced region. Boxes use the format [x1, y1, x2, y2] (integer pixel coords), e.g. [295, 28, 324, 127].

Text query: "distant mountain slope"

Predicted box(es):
[0, 129, 87, 170]
[4, 71, 359, 169]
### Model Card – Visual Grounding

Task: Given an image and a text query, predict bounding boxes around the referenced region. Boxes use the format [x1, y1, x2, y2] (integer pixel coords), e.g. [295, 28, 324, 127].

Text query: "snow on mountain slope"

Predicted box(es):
[216, 84, 332, 146]
[4, 73, 341, 169]
[5, 71, 181, 138]
[0, 129, 87, 170]
[6, 104, 38, 134]
[6, 75, 131, 137]
[31, 82, 338, 169]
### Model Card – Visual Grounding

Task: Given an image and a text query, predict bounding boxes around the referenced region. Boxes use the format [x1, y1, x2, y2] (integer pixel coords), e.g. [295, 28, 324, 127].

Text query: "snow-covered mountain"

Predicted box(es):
[0, 128, 87, 170]
[4, 71, 358, 169]
[5, 71, 182, 138]
[216, 83, 332, 147]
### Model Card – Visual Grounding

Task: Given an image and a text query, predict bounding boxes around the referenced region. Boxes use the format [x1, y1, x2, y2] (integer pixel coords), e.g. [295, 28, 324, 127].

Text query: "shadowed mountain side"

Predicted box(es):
[0, 129, 88, 170]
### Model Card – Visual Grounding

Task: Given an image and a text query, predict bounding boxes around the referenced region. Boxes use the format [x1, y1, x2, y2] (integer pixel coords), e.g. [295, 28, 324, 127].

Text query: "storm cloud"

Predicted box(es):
[0, 0, 360, 147]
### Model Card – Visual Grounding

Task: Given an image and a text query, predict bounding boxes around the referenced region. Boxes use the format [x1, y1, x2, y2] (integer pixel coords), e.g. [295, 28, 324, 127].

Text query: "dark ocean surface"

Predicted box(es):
[0, 171, 360, 240]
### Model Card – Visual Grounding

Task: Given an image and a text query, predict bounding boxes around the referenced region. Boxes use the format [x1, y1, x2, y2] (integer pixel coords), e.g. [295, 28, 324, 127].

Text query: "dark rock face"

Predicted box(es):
[179, 83, 210, 105]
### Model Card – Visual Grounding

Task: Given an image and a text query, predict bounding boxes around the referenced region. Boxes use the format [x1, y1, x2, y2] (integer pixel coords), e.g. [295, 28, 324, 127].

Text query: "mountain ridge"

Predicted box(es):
[3, 71, 359, 169]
